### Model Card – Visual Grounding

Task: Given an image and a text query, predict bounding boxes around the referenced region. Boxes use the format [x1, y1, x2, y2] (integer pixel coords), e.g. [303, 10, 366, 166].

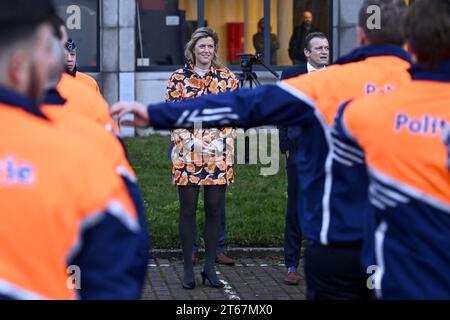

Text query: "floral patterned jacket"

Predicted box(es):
[164, 63, 238, 186]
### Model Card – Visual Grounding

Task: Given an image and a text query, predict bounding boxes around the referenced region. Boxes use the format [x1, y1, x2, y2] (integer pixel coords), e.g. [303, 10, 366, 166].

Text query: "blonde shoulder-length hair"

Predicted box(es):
[184, 27, 225, 69]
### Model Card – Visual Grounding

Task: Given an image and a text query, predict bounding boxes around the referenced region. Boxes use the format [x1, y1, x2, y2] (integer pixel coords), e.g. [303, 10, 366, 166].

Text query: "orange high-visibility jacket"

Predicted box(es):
[0, 87, 143, 300]
[75, 71, 100, 93]
[57, 73, 119, 132]
[335, 62, 450, 299]
[41, 89, 134, 179]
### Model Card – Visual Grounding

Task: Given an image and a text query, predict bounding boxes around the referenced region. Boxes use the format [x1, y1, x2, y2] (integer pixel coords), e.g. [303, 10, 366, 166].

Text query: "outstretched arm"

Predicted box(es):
[111, 83, 317, 130]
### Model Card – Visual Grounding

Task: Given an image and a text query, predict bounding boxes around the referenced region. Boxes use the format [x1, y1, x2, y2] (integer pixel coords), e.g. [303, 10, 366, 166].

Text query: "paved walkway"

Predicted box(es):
[141, 252, 306, 300]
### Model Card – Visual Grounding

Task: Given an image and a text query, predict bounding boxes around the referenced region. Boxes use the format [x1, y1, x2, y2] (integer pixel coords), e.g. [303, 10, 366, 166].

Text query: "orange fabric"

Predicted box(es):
[42, 105, 136, 183]
[75, 71, 100, 93]
[344, 81, 450, 205]
[57, 74, 120, 132]
[283, 56, 412, 126]
[0, 103, 134, 299]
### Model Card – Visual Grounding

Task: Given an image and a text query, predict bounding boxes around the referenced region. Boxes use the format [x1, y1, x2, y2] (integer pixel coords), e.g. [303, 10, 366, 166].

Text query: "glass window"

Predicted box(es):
[55, 0, 100, 71]
[136, 0, 332, 69]
[204, 0, 264, 66]
[274, 0, 331, 66]
[136, 0, 196, 67]
[204, 0, 331, 67]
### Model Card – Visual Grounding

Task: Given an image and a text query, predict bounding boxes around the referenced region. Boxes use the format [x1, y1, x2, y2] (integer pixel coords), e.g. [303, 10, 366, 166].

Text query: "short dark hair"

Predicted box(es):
[304, 32, 328, 51]
[0, 0, 56, 48]
[258, 18, 265, 30]
[404, 0, 450, 69]
[358, 0, 408, 46]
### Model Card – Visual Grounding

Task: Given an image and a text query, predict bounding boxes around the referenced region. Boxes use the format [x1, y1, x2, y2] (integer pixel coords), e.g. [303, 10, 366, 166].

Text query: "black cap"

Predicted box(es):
[66, 38, 77, 52]
[0, 0, 56, 35]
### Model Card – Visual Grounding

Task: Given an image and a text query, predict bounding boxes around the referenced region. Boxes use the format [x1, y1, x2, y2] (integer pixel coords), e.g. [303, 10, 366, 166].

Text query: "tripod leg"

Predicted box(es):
[251, 73, 262, 87]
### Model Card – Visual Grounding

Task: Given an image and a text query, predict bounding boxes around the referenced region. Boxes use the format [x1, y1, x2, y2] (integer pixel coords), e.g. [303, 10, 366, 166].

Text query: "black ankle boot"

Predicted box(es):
[201, 271, 225, 288]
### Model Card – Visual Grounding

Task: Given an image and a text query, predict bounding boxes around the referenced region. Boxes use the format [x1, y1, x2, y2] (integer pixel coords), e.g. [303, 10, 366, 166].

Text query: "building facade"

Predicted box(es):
[55, 0, 401, 135]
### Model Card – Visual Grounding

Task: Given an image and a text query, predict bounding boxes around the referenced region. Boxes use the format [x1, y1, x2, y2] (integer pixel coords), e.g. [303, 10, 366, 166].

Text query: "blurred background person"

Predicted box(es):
[289, 11, 318, 65]
[253, 18, 280, 65]
[164, 27, 238, 289]
[46, 18, 119, 133]
[279, 32, 330, 286]
[65, 37, 100, 93]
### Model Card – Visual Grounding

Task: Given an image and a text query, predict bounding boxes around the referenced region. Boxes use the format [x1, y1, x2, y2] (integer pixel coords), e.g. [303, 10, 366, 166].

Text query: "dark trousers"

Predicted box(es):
[284, 154, 302, 269]
[304, 241, 372, 300]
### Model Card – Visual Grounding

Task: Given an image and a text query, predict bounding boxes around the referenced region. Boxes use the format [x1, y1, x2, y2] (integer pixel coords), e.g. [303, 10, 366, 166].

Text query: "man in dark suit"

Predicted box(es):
[288, 11, 318, 65]
[279, 32, 329, 285]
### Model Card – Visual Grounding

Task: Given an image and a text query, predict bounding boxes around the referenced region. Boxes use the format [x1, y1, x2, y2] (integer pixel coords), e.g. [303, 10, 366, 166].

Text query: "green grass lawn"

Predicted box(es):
[125, 135, 288, 249]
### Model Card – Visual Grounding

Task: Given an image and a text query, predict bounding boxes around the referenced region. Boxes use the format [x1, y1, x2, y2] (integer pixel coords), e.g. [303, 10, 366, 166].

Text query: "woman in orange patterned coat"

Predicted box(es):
[164, 27, 238, 290]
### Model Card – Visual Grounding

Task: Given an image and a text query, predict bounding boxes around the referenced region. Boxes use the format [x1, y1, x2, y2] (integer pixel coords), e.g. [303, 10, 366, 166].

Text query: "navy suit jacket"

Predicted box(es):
[279, 64, 308, 153]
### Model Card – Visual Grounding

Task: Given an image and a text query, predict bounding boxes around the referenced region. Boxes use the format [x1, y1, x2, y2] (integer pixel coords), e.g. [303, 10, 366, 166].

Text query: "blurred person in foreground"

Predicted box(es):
[0, 0, 146, 300]
[333, 0, 450, 299]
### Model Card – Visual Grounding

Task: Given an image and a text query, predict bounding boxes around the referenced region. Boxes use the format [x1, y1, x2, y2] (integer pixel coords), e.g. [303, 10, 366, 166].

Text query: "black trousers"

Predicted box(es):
[304, 241, 372, 300]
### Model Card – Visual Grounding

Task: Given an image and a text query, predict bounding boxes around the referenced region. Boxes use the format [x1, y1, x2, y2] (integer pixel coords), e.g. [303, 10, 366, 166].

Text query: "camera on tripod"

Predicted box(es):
[236, 53, 279, 89]
[238, 53, 263, 73]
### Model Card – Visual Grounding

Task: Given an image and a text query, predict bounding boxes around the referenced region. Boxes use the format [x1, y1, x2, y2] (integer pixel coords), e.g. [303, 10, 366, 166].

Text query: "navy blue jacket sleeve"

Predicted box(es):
[69, 177, 150, 300]
[148, 84, 315, 130]
[69, 207, 148, 300]
[121, 175, 151, 262]
[279, 125, 289, 153]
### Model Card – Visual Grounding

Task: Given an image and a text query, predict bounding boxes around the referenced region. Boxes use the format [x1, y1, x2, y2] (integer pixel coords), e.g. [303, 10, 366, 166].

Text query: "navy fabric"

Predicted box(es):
[281, 64, 308, 80]
[43, 88, 66, 106]
[284, 152, 302, 269]
[121, 175, 151, 260]
[304, 241, 371, 300]
[0, 86, 48, 119]
[409, 60, 450, 82]
[364, 173, 450, 299]
[294, 117, 329, 244]
[69, 210, 148, 300]
[325, 101, 370, 244]
[279, 64, 307, 153]
[445, 129, 450, 170]
[279, 126, 290, 154]
[334, 44, 412, 65]
[148, 85, 316, 131]
[66, 38, 77, 52]
[278, 64, 307, 269]
[116, 135, 130, 161]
